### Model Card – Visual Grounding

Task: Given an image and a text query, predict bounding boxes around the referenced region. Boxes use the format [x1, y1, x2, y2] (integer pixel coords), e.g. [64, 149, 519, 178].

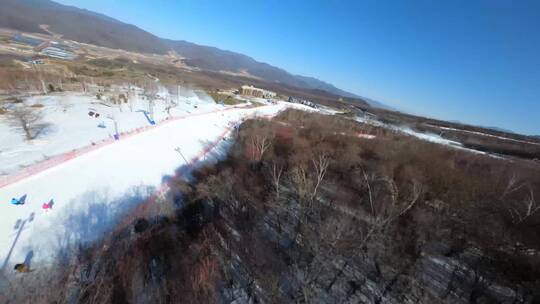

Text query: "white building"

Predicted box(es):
[239, 85, 277, 98]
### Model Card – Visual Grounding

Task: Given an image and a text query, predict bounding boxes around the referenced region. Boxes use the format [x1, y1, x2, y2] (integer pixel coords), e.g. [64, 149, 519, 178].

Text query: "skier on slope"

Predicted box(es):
[42, 199, 54, 211]
[10, 198, 23, 205]
[14, 263, 31, 273]
[10, 195, 27, 205]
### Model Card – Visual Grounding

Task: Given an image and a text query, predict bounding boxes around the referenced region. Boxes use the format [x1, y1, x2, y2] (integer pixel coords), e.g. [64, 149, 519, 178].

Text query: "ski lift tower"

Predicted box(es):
[148, 97, 155, 122]
[107, 114, 120, 140]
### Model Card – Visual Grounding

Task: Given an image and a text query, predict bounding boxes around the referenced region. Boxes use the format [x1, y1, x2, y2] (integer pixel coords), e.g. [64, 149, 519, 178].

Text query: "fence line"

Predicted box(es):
[112, 111, 277, 230]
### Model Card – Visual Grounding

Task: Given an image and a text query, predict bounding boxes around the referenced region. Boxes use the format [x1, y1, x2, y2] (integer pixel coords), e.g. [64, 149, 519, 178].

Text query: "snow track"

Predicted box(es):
[0, 104, 248, 189]
[0, 103, 287, 273]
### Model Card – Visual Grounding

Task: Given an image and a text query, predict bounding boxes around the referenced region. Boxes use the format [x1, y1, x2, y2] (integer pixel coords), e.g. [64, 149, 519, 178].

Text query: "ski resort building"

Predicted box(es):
[288, 96, 318, 109]
[12, 34, 44, 46]
[239, 85, 277, 98]
[40, 45, 77, 60]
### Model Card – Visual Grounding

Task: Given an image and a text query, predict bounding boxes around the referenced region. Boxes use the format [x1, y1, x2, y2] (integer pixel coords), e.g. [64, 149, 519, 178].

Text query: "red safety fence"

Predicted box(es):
[0, 105, 270, 189]
[111, 113, 277, 232]
[127, 111, 275, 207]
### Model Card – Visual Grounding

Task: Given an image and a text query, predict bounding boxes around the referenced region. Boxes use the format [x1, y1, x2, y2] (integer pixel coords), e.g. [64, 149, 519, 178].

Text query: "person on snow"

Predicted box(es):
[14, 263, 30, 273]
[42, 199, 54, 211]
[10, 198, 23, 205]
[11, 195, 27, 205]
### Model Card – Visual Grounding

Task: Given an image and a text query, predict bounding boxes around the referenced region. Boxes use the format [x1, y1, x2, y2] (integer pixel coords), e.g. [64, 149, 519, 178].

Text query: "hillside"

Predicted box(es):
[0, 0, 369, 103]
[5, 108, 539, 303]
[0, 0, 169, 54]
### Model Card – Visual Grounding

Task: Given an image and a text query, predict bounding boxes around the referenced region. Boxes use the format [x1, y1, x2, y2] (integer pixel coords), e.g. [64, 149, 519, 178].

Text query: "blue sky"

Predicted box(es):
[55, 0, 540, 135]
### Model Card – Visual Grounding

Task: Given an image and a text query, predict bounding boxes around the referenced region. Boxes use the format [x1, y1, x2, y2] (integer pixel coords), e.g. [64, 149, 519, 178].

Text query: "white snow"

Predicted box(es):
[356, 115, 461, 146]
[0, 94, 293, 273]
[355, 115, 504, 158]
[0, 92, 220, 175]
[397, 125, 463, 147]
[424, 123, 540, 146]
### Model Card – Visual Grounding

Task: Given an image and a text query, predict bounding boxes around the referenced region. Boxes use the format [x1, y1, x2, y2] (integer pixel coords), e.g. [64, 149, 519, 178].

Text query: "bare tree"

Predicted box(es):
[290, 165, 313, 204]
[362, 168, 376, 216]
[270, 161, 284, 199]
[285, 174, 419, 304]
[509, 187, 539, 224]
[191, 256, 220, 302]
[503, 174, 527, 197]
[365, 177, 423, 235]
[249, 133, 272, 162]
[310, 153, 330, 201]
[8, 107, 50, 140]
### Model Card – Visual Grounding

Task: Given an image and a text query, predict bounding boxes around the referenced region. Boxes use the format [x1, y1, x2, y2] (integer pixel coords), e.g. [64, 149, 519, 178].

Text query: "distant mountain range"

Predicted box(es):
[361, 97, 396, 111]
[448, 120, 516, 134]
[0, 0, 373, 104]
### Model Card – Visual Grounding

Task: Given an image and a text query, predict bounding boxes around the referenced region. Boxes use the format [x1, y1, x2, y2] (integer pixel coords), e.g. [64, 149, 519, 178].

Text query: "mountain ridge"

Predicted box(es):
[0, 0, 377, 105]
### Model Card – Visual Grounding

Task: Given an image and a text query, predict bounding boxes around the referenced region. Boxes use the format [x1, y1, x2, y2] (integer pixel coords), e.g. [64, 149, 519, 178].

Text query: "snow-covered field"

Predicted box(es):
[355, 115, 503, 157]
[424, 123, 540, 146]
[356, 115, 462, 146]
[0, 92, 297, 276]
[0, 92, 221, 175]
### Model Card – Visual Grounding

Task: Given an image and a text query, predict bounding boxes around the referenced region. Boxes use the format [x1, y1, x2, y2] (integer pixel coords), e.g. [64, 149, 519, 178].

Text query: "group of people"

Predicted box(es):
[10, 197, 54, 210]
[9, 196, 53, 274]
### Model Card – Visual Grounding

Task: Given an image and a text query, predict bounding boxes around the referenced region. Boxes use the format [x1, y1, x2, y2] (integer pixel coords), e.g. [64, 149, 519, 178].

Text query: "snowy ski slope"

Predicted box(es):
[0, 100, 291, 274]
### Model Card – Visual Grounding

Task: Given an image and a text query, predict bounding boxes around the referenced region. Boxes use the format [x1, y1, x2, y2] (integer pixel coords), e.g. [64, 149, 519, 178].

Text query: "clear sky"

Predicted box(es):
[55, 0, 540, 135]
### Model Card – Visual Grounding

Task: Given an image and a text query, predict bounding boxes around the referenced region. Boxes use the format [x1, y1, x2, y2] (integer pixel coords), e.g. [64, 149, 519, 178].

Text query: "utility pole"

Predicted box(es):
[128, 83, 133, 112]
[1, 212, 35, 272]
[174, 147, 189, 164]
[148, 98, 155, 121]
[107, 115, 120, 140]
[113, 120, 119, 140]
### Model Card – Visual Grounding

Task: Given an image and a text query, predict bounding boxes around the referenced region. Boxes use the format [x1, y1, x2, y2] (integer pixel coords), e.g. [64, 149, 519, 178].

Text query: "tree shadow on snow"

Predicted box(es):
[26, 134, 236, 265]
[162, 136, 233, 185]
[1, 212, 35, 273]
[160, 135, 234, 211]
[23, 250, 33, 269]
[24, 186, 156, 264]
